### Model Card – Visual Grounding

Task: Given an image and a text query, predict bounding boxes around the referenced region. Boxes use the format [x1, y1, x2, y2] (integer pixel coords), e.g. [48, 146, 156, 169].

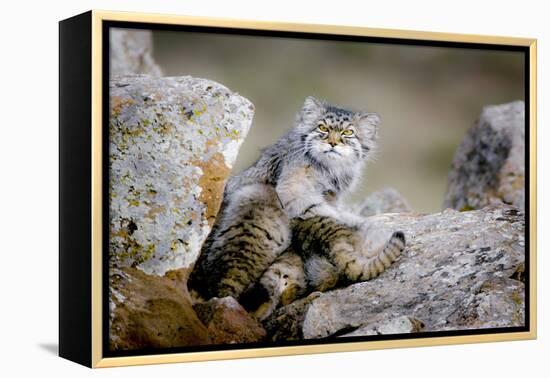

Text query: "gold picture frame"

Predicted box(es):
[59, 9, 537, 368]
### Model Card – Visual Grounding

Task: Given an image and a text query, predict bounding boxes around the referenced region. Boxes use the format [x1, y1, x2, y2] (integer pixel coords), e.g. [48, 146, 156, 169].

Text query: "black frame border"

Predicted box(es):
[59, 11, 93, 367]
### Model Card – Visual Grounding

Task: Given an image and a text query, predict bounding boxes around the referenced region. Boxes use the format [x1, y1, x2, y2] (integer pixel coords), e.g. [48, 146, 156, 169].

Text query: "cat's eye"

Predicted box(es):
[318, 125, 329, 132]
[342, 129, 354, 136]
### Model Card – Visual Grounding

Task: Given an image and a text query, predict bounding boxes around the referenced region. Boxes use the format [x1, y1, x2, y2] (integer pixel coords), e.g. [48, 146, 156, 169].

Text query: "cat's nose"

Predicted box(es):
[327, 134, 340, 147]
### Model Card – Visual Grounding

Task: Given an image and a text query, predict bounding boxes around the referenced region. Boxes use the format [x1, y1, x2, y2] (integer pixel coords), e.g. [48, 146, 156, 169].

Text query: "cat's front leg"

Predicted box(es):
[275, 164, 326, 219]
[305, 202, 365, 227]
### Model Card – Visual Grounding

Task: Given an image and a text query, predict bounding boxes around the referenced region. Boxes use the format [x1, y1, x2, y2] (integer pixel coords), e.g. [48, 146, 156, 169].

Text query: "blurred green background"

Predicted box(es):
[151, 30, 524, 213]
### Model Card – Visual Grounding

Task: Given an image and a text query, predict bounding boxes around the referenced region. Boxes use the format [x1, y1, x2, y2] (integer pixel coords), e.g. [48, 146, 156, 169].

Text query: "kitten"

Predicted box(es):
[239, 247, 306, 321]
[241, 217, 405, 320]
[188, 97, 406, 319]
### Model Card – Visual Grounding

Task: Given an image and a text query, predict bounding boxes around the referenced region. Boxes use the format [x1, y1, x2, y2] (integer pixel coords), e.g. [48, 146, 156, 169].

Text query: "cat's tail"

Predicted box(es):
[326, 229, 405, 283]
[358, 231, 406, 281]
[291, 216, 406, 285]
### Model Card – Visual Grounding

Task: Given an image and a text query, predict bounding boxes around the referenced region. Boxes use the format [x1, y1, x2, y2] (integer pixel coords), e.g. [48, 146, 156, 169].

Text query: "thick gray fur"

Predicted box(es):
[189, 96, 405, 320]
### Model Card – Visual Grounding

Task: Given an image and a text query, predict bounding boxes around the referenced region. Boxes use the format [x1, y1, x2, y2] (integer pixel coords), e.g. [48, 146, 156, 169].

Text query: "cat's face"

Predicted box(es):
[298, 97, 379, 167]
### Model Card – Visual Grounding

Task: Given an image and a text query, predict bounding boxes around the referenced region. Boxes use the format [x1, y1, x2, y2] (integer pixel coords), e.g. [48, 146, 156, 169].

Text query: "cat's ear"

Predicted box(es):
[302, 96, 324, 113]
[356, 112, 380, 139]
[298, 96, 325, 125]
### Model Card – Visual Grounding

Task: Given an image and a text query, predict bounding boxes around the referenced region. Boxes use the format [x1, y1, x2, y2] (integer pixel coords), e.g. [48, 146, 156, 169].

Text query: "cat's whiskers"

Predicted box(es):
[189, 96, 405, 323]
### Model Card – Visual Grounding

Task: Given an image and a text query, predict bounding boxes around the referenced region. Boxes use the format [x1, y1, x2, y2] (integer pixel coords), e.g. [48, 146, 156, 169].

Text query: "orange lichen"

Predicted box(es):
[111, 96, 135, 117]
[193, 152, 230, 226]
[146, 204, 166, 219]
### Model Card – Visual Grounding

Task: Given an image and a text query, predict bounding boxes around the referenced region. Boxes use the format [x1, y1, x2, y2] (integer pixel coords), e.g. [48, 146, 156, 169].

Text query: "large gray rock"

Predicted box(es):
[444, 101, 525, 211]
[263, 204, 525, 340]
[109, 75, 254, 275]
[110, 29, 162, 76]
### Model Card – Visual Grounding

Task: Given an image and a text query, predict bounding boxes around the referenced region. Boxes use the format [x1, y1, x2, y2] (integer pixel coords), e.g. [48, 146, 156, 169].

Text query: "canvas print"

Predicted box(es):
[107, 25, 527, 354]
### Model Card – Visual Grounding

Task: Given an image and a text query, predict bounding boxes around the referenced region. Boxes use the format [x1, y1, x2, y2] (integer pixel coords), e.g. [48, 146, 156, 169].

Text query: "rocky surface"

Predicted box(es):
[360, 187, 412, 216]
[263, 204, 525, 341]
[339, 315, 425, 337]
[107, 72, 526, 350]
[444, 101, 525, 211]
[109, 75, 254, 275]
[109, 267, 210, 351]
[109, 268, 266, 350]
[110, 29, 163, 77]
[194, 297, 266, 344]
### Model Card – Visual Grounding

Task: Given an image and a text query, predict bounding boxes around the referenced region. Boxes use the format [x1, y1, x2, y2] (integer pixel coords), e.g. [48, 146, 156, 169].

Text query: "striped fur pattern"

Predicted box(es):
[240, 217, 405, 320]
[240, 248, 306, 320]
[188, 183, 290, 300]
[188, 97, 406, 320]
[292, 216, 406, 288]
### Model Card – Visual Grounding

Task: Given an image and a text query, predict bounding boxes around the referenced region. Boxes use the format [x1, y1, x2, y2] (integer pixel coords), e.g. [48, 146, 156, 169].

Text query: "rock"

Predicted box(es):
[339, 316, 424, 337]
[109, 75, 254, 275]
[360, 187, 412, 216]
[444, 101, 525, 211]
[109, 267, 210, 351]
[262, 294, 320, 341]
[264, 204, 525, 341]
[109, 269, 267, 350]
[193, 297, 266, 344]
[110, 29, 162, 76]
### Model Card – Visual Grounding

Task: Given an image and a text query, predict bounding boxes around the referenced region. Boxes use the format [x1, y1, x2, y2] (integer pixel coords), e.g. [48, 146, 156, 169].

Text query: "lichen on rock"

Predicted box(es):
[444, 101, 525, 211]
[109, 75, 254, 275]
[264, 204, 525, 341]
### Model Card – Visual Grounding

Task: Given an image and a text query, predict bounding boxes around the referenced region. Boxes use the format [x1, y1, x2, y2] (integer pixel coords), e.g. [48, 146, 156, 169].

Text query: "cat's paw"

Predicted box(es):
[388, 230, 406, 257]
[392, 230, 406, 245]
[305, 291, 323, 302]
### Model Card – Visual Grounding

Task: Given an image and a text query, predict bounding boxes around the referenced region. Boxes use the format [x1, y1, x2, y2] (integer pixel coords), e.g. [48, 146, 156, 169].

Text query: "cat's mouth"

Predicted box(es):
[324, 149, 341, 156]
